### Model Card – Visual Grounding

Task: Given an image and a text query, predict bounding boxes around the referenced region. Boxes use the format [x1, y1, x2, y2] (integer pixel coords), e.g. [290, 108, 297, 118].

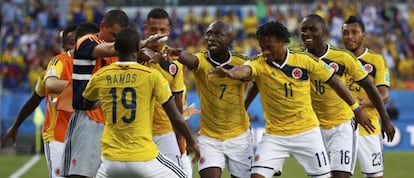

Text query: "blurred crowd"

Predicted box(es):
[1, 0, 414, 94]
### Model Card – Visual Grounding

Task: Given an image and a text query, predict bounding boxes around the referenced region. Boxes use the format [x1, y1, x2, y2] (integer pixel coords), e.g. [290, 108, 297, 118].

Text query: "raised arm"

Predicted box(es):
[1, 92, 43, 148]
[163, 97, 200, 163]
[326, 76, 375, 134]
[357, 78, 395, 142]
[91, 42, 117, 58]
[166, 48, 199, 70]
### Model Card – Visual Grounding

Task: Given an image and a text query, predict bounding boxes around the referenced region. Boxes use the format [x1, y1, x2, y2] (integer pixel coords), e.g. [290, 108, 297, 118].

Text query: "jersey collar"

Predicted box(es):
[357, 48, 368, 59]
[207, 50, 232, 67]
[270, 48, 290, 68]
[115, 61, 138, 64]
[317, 44, 330, 59]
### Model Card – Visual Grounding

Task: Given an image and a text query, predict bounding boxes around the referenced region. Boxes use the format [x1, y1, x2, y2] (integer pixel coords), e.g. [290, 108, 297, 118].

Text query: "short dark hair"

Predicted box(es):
[75, 22, 100, 39]
[344, 15, 365, 32]
[62, 24, 78, 43]
[102, 9, 129, 28]
[256, 21, 290, 43]
[115, 27, 140, 55]
[147, 8, 169, 20]
[305, 14, 326, 28]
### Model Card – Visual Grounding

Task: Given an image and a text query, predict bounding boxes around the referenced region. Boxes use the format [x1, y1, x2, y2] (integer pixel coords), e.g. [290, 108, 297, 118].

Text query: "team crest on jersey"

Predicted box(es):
[169, 63, 178, 75]
[254, 155, 260, 162]
[292, 68, 303, 79]
[329, 62, 339, 72]
[363, 64, 374, 73]
[199, 157, 205, 165]
[55, 168, 60, 176]
[71, 159, 77, 166]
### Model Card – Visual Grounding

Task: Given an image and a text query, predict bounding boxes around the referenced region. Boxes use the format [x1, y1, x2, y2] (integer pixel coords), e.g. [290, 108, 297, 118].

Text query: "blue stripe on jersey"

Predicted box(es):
[321, 58, 346, 76]
[72, 35, 99, 110]
[73, 65, 95, 75]
[72, 80, 89, 109]
[266, 60, 309, 80]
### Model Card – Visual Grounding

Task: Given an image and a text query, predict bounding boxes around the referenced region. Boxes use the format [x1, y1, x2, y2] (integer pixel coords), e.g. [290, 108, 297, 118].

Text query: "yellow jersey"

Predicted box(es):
[249, 49, 335, 135]
[83, 61, 172, 161]
[145, 60, 185, 135]
[308, 45, 368, 129]
[194, 51, 250, 140]
[348, 48, 390, 135]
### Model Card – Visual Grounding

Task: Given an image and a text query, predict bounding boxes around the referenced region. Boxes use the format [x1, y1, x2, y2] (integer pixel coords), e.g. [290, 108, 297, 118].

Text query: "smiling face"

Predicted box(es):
[300, 17, 326, 51]
[204, 21, 233, 55]
[342, 22, 365, 53]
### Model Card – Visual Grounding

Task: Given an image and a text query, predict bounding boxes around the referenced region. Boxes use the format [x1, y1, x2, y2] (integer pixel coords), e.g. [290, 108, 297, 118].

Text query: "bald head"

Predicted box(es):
[205, 21, 234, 55]
[207, 21, 234, 37]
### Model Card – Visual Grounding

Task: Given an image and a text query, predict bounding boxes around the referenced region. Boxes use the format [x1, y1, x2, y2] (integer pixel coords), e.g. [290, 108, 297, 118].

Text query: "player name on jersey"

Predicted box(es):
[106, 73, 137, 85]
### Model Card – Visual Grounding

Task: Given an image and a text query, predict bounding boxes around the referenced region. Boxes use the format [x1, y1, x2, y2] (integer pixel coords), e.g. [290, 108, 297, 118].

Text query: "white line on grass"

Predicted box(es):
[10, 154, 41, 178]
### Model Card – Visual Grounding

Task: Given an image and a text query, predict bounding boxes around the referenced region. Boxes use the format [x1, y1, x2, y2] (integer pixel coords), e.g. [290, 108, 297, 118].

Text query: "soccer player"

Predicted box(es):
[342, 15, 395, 178]
[61, 9, 129, 178]
[142, 8, 188, 174]
[1, 24, 78, 178]
[300, 14, 395, 178]
[208, 21, 370, 178]
[166, 21, 253, 178]
[83, 27, 198, 178]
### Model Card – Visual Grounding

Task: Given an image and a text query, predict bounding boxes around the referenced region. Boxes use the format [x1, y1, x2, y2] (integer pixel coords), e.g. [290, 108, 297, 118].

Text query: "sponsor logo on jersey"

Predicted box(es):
[47, 68, 57, 76]
[292, 68, 303, 79]
[385, 72, 390, 83]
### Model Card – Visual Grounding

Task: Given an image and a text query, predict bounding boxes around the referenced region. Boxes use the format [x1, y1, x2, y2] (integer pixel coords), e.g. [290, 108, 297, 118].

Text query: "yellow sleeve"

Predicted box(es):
[34, 74, 45, 97]
[82, 73, 99, 101]
[346, 54, 368, 81]
[171, 61, 185, 93]
[374, 55, 391, 87]
[153, 70, 173, 104]
[194, 52, 206, 72]
[248, 58, 262, 79]
[44, 57, 64, 80]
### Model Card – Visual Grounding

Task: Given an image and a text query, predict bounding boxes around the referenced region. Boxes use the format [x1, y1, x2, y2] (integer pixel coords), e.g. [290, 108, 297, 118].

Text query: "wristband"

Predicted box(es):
[353, 105, 362, 113]
[350, 102, 360, 111]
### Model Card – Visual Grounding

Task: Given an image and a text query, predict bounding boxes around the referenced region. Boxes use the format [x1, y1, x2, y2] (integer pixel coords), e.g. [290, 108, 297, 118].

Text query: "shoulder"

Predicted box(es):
[289, 49, 319, 62]
[231, 51, 250, 61]
[330, 45, 356, 59]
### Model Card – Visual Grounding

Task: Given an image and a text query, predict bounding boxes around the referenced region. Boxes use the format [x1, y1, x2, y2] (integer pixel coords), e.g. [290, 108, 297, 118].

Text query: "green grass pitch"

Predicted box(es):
[1, 151, 413, 178]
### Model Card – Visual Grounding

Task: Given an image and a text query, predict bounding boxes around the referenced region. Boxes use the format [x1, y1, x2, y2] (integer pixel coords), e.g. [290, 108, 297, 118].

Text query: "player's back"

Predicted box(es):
[90, 62, 165, 161]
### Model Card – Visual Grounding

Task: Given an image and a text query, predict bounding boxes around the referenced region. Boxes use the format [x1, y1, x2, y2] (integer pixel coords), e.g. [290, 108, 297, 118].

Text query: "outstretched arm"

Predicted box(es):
[208, 65, 253, 80]
[163, 97, 200, 163]
[167, 48, 199, 70]
[326, 76, 375, 134]
[1, 93, 43, 148]
[358, 78, 395, 142]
